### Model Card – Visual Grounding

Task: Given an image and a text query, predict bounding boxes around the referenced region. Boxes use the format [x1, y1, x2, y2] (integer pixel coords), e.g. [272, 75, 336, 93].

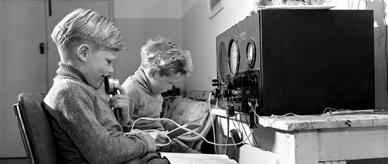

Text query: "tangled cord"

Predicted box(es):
[126, 116, 253, 147]
[125, 92, 256, 147]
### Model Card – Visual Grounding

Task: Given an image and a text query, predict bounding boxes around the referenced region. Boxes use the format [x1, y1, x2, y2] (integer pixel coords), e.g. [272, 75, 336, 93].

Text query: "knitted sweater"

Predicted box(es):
[120, 68, 164, 131]
[44, 63, 157, 164]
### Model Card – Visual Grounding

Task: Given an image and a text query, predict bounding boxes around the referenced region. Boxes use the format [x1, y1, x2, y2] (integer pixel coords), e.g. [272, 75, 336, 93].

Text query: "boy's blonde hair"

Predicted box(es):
[51, 8, 124, 53]
[140, 36, 193, 77]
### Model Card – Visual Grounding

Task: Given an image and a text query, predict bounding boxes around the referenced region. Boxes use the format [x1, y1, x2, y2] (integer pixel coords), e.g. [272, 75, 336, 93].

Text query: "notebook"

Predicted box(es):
[160, 152, 238, 164]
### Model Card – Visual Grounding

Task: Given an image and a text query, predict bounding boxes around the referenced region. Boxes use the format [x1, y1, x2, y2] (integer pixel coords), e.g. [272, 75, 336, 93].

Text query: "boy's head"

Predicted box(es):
[51, 8, 125, 89]
[140, 36, 193, 94]
[51, 8, 124, 58]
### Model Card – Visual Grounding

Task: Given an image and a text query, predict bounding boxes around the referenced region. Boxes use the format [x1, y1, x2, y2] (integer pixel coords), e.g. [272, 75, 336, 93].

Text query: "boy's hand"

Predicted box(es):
[109, 86, 130, 122]
[148, 131, 169, 145]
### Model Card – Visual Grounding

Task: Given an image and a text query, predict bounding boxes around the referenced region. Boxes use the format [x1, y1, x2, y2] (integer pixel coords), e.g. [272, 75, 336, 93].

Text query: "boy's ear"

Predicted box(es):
[76, 44, 91, 62]
[148, 68, 158, 78]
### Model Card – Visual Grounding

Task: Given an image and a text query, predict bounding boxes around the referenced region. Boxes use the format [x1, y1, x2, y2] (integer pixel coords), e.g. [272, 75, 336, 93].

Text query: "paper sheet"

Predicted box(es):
[160, 152, 238, 164]
[239, 145, 284, 164]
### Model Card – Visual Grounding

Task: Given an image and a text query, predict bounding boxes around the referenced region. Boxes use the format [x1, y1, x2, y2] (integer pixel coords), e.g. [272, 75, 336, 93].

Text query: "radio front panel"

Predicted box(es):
[215, 10, 374, 116]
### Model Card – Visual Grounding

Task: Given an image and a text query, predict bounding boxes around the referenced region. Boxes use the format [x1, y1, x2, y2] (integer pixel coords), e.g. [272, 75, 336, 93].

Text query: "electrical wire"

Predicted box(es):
[238, 115, 253, 146]
[244, 114, 259, 146]
[127, 92, 256, 149]
[129, 117, 252, 147]
[225, 115, 230, 153]
[207, 92, 218, 153]
[231, 115, 252, 146]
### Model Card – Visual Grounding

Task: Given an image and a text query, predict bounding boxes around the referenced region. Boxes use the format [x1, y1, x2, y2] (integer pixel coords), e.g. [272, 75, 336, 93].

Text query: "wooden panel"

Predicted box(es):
[318, 127, 388, 161]
[0, 0, 47, 158]
[294, 131, 320, 164]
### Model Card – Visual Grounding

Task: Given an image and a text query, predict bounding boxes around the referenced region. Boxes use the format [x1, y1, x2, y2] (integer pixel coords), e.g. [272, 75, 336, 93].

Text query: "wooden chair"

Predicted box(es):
[13, 93, 60, 164]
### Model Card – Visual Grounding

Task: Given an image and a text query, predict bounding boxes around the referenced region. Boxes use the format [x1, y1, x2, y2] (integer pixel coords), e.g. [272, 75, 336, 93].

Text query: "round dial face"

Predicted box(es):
[229, 40, 239, 76]
[246, 41, 256, 68]
[217, 42, 227, 82]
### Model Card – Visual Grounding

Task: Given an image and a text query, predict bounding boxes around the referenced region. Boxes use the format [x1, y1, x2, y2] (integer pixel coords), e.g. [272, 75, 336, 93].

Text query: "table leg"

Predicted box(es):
[293, 131, 320, 164]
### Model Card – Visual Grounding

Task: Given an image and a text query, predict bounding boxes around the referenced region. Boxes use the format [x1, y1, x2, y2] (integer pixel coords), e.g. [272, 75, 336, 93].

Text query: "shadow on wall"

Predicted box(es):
[366, 0, 388, 92]
[348, 0, 388, 163]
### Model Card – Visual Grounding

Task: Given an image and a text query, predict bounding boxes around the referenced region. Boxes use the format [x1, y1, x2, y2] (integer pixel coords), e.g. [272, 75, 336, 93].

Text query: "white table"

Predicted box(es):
[212, 109, 388, 164]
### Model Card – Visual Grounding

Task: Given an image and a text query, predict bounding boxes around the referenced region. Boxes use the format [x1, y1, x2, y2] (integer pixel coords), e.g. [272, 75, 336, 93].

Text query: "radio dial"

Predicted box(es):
[228, 39, 240, 76]
[246, 40, 256, 68]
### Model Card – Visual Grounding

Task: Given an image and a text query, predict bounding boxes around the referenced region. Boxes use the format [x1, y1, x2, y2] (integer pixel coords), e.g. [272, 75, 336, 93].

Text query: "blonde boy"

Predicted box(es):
[44, 8, 168, 164]
[120, 36, 193, 130]
[119, 36, 194, 152]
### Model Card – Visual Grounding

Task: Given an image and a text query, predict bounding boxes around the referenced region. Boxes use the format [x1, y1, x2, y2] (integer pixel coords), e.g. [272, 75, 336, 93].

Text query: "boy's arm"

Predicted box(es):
[121, 81, 165, 131]
[119, 98, 135, 132]
[119, 97, 166, 132]
[53, 90, 155, 164]
[110, 85, 134, 132]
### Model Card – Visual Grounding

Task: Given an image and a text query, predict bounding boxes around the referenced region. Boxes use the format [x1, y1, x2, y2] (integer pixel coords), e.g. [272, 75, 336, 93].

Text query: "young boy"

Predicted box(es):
[119, 36, 194, 152]
[44, 8, 168, 164]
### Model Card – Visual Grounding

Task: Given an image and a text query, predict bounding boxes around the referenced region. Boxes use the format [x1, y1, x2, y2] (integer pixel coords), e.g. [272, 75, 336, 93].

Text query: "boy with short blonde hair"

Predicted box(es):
[120, 36, 195, 152]
[45, 8, 168, 164]
[120, 36, 193, 131]
[140, 36, 193, 78]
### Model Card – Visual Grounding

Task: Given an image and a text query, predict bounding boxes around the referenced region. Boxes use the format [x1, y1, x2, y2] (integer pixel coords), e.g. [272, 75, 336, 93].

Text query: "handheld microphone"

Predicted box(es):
[103, 76, 122, 119]
[104, 77, 120, 95]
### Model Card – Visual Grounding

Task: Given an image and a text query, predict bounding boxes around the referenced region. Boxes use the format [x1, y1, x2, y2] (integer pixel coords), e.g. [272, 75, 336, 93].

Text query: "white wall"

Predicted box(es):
[114, 19, 183, 83]
[182, 0, 257, 91]
[113, 0, 184, 88]
[368, 0, 388, 110]
[114, 0, 183, 19]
